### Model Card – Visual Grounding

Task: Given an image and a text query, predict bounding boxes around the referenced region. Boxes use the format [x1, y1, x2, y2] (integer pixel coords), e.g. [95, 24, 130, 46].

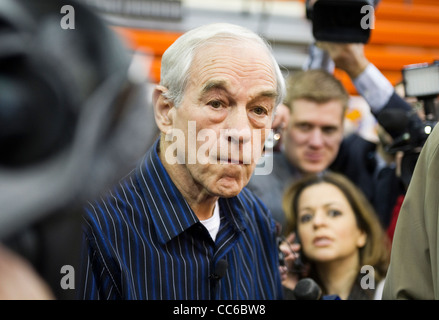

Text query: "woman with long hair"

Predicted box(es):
[281, 172, 390, 300]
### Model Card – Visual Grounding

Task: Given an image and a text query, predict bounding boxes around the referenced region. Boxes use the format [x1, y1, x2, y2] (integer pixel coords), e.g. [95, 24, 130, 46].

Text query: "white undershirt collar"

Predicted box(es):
[200, 201, 220, 241]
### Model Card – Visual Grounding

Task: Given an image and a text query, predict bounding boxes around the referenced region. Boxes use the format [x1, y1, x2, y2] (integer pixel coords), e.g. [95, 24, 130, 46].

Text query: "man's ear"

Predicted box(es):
[153, 85, 174, 134]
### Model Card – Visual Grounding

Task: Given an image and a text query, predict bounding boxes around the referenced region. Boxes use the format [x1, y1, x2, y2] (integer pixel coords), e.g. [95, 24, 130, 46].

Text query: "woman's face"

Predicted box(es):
[297, 182, 367, 264]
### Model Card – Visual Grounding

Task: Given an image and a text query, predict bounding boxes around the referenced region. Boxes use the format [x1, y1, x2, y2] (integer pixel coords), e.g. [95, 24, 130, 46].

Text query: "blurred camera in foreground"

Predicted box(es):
[0, 0, 155, 299]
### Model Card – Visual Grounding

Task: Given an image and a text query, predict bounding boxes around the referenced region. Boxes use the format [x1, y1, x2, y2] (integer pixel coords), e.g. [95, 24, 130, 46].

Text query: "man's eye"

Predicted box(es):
[296, 123, 312, 131]
[253, 106, 267, 115]
[208, 100, 223, 109]
[323, 127, 338, 135]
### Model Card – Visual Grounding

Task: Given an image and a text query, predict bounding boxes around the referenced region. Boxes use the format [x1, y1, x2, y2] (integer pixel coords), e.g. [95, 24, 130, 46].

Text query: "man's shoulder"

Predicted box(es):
[238, 186, 265, 206]
[236, 187, 273, 221]
[84, 169, 138, 223]
[83, 142, 157, 223]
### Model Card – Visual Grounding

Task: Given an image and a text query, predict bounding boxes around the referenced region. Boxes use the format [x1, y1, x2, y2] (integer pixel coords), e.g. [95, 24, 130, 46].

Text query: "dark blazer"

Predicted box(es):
[330, 133, 404, 228]
[331, 92, 414, 227]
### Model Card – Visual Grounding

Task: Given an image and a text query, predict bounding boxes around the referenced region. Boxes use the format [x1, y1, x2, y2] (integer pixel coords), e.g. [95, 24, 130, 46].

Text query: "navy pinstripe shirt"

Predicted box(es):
[80, 139, 282, 300]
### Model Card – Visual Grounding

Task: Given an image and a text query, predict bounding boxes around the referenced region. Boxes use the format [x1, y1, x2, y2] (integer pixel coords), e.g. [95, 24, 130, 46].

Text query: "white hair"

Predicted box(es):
[160, 23, 286, 108]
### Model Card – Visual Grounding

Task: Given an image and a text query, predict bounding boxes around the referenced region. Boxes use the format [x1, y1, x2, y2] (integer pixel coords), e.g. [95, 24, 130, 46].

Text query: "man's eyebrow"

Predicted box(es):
[200, 79, 278, 100]
[256, 90, 278, 100]
[201, 80, 229, 96]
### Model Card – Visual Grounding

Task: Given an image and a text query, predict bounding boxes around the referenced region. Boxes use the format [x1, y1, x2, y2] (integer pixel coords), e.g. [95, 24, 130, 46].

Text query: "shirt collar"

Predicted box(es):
[136, 139, 199, 244]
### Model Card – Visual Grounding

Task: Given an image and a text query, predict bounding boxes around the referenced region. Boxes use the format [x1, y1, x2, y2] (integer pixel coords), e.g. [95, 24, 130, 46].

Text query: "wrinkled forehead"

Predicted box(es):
[198, 34, 268, 52]
[189, 39, 276, 85]
[191, 36, 273, 68]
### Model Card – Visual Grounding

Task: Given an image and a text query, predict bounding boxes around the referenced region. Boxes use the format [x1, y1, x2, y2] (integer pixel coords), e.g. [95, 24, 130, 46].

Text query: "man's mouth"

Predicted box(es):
[219, 157, 244, 165]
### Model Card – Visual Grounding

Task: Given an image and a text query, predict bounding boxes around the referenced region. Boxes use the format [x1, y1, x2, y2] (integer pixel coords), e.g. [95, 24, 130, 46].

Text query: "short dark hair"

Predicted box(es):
[284, 69, 349, 115]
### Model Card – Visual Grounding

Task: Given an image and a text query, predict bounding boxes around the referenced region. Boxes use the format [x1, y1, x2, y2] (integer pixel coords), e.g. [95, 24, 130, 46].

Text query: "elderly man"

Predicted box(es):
[79, 23, 286, 300]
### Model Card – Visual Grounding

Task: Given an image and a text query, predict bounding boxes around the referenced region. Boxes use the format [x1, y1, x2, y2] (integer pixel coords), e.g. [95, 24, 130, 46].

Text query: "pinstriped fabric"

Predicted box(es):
[79, 139, 282, 300]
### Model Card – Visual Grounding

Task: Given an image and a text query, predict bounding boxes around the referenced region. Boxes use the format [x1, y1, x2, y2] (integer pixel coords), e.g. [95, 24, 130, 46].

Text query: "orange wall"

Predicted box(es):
[334, 0, 439, 94]
[113, 27, 182, 83]
[112, 1, 439, 94]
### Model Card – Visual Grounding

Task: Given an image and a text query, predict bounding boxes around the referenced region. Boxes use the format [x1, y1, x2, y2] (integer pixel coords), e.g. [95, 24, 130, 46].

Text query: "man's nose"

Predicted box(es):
[308, 128, 325, 148]
[225, 107, 252, 144]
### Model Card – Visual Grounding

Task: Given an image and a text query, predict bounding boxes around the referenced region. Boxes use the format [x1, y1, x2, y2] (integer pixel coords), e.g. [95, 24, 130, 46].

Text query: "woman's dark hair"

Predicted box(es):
[282, 171, 390, 283]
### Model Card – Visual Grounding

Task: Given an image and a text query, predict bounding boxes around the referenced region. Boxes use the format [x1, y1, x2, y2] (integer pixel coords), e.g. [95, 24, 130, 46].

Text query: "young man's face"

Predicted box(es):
[282, 98, 344, 174]
[164, 40, 278, 198]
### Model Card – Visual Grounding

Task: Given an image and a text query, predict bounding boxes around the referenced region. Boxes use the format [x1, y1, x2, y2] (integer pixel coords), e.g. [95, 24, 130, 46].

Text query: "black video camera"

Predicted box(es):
[390, 61, 439, 153]
[0, 0, 155, 299]
[307, 0, 377, 44]
[380, 61, 439, 187]
[403, 61, 439, 119]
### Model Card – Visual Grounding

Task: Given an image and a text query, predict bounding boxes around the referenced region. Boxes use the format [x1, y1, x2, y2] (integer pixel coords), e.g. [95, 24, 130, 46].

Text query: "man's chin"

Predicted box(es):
[211, 178, 246, 198]
[301, 163, 327, 175]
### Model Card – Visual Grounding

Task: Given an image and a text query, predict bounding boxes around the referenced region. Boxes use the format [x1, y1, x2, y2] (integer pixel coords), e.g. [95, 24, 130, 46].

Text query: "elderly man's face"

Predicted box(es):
[168, 41, 278, 198]
[282, 99, 344, 174]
